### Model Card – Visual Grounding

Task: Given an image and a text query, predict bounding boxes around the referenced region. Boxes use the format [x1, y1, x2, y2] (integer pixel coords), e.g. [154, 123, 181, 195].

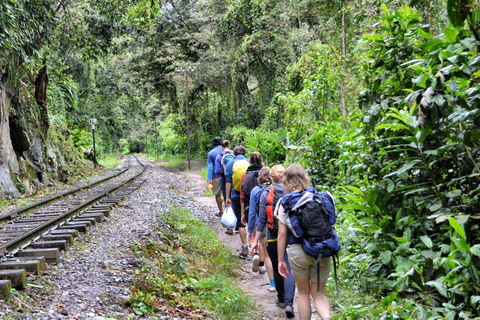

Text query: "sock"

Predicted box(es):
[270, 280, 275, 287]
[259, 261, 264, 267]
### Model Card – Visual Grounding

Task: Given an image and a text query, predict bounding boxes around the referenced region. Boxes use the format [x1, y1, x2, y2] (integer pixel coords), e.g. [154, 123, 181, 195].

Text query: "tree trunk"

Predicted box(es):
[340, 0, 348, 122]
[34, 63, 49, 134]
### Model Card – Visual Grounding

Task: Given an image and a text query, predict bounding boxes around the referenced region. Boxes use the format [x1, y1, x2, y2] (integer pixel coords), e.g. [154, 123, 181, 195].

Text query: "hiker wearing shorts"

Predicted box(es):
[277, 164, 332, 320]
[252, 164, 296, 318]
[207, 136, 223, 217]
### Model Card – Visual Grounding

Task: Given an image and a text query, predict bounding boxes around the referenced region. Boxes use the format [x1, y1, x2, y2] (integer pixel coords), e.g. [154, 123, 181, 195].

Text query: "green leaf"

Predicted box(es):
[444, 26, 459, 43]
[448, 217, 466, 240]
[446, 189, 462, 198]
[470, 245, 480, 257]
[395, 236, 407, 243]
[380, 251, 392, 264]
[426, 279, 448, 297]
[420, 235, 433, 248]
[429, 202, 443, 212]
[471, 296, 480, 305]
[451, 237, 470, 251]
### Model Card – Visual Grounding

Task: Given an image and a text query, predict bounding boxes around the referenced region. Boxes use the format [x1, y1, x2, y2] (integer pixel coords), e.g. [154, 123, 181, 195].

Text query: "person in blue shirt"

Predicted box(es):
[214, 140, 234, 207]
[247, 166, 276, 291]
[225, 145, 249, 257]
[207, 136, 223, 217]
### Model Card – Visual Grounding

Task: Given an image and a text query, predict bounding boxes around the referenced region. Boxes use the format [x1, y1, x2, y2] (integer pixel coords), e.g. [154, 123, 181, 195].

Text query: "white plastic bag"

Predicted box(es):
[221, 206, 237, 229]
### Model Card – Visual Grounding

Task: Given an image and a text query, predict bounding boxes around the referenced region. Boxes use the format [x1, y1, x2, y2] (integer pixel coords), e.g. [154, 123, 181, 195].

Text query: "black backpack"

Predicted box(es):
[286, 190, 340, 292]
[241, 171, 259, 214]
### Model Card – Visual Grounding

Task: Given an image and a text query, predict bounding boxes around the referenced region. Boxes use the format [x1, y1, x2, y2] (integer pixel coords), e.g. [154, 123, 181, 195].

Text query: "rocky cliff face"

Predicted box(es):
[0, 74, 68, 199]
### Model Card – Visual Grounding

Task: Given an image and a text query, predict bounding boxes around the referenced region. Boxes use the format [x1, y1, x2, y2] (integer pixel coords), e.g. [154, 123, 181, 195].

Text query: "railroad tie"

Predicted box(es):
[7, 256, 46, 272]
[0, 280, 11, 300]
[49, 229, 79, 237]
[79, 212, 105, 223]
[0, 259, 43, 276]
[30, 240, 68, 251]
[0, 269, 27, 290]
[42, 233, 74, 244]
[17, 248, 60, 263]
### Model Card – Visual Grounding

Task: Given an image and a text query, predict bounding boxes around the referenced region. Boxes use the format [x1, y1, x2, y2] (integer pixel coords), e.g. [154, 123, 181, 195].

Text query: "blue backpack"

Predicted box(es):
[282, 188, 340, 292]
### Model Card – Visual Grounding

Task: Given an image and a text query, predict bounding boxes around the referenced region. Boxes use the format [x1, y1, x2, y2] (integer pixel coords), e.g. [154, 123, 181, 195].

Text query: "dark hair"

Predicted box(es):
[283, 164, 310, 193]
[221, 140, 231, 148]
[249, 151, 263, 166]
[213, 136, 222, 146]
[233, 145, 246, 156]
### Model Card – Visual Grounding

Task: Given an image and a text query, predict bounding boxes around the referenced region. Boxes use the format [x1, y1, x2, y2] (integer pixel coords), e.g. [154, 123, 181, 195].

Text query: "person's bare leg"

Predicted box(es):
[215, 194, 223, 214]
[295, 277, 312, 320]
[311, 283, 331, 319]
[239, 227, 246, 244]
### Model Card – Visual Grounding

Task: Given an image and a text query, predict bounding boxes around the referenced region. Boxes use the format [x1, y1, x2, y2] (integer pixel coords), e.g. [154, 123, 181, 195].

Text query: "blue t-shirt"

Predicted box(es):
[225, 155, 248, 199]
[207, 145, 222, 181]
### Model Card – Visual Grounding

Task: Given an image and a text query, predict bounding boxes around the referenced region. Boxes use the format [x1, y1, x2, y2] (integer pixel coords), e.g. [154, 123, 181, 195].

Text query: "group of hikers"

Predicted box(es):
[207, 137, 336, 320]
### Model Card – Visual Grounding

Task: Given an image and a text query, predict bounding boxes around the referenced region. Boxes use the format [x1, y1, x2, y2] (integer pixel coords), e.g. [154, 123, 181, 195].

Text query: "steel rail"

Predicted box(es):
[0, 155, 147, 256]
[0, 157, 133, 223]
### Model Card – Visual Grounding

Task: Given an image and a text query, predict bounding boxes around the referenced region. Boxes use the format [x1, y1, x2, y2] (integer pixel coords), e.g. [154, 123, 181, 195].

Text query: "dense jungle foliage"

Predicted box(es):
[2, 0, 480, 318]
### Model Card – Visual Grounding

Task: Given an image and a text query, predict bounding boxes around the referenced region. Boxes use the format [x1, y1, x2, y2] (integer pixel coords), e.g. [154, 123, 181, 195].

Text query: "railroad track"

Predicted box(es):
[0, 155, 149, 299]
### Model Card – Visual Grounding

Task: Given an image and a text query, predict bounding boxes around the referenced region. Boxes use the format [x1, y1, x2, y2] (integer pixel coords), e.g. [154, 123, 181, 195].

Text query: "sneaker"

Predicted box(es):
[239, 244, 249, 257]
[268, 285, 276, 292]
[275, 298, 286, 308]
[259, 265, 267, 274]
[225, 228, 233, 235]
[285, 305, 295, 318]
[252, 255, 260, 272]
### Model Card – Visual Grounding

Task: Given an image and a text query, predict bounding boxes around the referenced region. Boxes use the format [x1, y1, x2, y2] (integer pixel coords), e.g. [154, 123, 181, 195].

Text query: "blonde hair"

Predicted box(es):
[270, 165, 285, 184]
[283, 164, 310, 193]
[258, 166, 272, 184]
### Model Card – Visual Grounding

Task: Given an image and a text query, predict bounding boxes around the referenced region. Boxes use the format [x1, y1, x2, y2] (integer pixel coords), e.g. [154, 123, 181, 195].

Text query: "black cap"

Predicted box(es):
[213, 137, 222, 146]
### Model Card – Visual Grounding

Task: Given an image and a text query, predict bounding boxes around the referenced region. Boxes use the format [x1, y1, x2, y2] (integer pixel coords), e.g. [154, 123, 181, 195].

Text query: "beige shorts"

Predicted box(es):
[212, 178, 221, 196]
[287, 243, 331, 284]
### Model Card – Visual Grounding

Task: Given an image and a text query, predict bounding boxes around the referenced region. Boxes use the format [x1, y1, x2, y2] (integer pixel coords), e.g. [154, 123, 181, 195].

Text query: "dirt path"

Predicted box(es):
[177, 161, 316, 320]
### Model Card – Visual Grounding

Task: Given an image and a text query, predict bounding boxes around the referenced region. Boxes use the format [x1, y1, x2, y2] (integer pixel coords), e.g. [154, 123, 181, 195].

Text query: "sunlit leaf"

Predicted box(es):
[420, 235, 433, 248]
[448, 217, 466, 240]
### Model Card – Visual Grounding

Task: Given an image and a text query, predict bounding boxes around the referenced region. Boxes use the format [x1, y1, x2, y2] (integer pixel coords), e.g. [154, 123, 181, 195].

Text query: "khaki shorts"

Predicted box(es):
[212, 178, 221, 196]
[287, 243, 331, 284]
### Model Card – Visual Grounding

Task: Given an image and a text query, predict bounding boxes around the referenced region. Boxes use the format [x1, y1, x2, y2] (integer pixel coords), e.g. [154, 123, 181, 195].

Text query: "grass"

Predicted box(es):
[98, 153, 122, 169]
[155, 154, 187, 170]
[130, 207, 257, 319]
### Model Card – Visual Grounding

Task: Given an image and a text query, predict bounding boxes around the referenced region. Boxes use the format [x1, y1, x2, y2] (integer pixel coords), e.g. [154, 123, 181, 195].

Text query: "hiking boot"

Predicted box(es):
[259, 265, 267, 274]
[285, 305, 295, 318]
[239, 244, 249, 258]
[268, 285, 276, 292]
[252, 254, 260, 273]
[225, 228, 233, 235]
[275, 298, 286, 308]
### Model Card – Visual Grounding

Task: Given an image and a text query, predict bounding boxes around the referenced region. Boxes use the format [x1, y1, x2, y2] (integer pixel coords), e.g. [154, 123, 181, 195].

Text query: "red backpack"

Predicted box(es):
[263, 184, 284, 238]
